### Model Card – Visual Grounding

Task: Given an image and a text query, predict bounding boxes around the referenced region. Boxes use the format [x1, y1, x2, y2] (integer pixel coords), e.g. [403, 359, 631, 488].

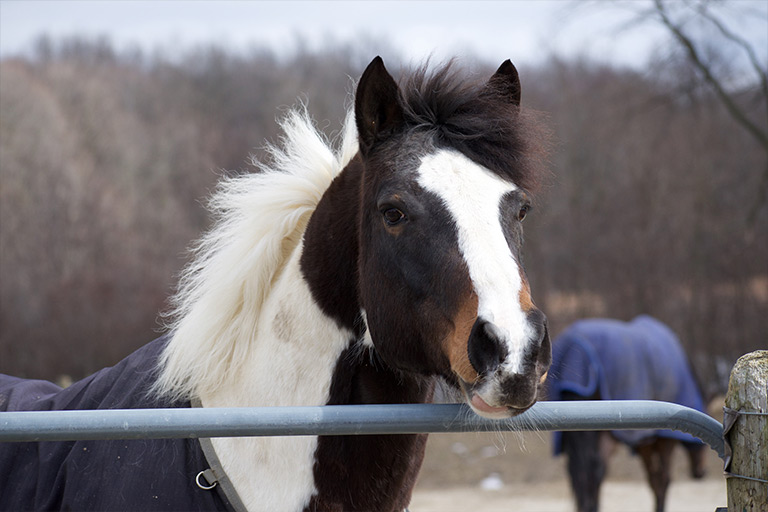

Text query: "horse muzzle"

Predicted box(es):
[461, 310, 551, 418]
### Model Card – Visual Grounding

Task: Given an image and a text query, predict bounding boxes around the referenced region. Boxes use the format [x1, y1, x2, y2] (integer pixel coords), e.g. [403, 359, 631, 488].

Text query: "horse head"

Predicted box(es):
[355, 57, 551, 418]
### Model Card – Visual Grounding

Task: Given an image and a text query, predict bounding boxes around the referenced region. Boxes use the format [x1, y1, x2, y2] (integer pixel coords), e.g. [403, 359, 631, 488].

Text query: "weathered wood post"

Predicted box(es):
[724, 350, 768, 511]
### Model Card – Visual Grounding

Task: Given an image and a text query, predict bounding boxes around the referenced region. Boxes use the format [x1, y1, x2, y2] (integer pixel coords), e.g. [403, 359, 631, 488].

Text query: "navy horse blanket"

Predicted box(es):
[0, 337, 236, 511]
[548, 315, 706, 454]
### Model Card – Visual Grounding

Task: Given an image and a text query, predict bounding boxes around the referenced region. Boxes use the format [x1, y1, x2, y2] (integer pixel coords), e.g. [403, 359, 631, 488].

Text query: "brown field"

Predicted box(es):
[411, 430, 726, 512]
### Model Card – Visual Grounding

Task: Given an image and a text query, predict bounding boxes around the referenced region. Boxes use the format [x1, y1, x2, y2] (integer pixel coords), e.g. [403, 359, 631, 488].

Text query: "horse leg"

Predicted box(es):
[563, 430, 608, 512]
[683, 442, 707, 479]
[637, 438, 675, 512]
[599, 431, 618, 465]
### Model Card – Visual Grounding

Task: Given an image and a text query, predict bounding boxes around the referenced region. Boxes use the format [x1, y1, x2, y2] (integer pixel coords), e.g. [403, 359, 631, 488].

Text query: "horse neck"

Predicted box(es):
[300, 154, 365, 333]
[199, 233, 355, 409]
[200, 157, 364, 410]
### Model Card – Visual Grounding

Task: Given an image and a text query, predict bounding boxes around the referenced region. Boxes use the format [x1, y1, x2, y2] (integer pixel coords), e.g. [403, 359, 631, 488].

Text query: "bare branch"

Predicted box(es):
[653, 0, 768, 150]
[695, 1, 768, 109]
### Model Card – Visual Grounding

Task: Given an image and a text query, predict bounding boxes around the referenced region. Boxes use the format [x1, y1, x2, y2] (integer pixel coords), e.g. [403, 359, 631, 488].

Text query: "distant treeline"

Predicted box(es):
[1, 36, 765, 397]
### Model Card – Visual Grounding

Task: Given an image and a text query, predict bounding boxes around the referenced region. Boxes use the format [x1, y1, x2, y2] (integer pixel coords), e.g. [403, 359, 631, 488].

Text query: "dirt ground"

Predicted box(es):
[410, 428, 726, 512]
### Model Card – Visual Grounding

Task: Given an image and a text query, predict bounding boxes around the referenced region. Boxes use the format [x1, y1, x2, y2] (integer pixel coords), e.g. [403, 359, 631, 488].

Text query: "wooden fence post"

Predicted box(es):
[724, 350, 767, 511]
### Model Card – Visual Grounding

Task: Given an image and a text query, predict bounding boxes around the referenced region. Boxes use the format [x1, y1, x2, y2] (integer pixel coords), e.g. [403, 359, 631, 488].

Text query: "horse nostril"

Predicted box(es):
[468, 319, 509, 375]
[538, 321, 552, 368]
[527, 309, 547, 343]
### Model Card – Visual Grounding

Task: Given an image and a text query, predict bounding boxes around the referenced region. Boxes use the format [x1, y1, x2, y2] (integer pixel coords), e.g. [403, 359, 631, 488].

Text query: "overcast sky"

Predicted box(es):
[1, 1, 766, 70]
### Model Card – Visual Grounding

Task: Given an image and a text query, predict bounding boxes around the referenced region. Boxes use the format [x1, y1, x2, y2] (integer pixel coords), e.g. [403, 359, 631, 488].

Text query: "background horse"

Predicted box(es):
[0, 56, 551, 511]
[547, 315, 707, 512]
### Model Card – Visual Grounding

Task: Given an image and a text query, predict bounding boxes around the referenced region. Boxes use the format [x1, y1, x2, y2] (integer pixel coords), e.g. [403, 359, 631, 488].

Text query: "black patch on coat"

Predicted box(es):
[306, 347, 434, 511]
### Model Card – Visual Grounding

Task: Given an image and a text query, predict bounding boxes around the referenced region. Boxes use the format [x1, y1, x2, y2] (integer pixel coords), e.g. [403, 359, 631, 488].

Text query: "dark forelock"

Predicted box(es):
[397, 61, 549, 194]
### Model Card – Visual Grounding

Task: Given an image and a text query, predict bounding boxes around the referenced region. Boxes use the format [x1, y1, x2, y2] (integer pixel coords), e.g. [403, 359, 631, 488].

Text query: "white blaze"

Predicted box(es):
[417, 149, 530, 374]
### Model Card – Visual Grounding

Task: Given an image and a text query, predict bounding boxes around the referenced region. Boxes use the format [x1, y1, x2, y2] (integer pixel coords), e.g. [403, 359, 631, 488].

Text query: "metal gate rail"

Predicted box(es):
[0, 400, 725, 460]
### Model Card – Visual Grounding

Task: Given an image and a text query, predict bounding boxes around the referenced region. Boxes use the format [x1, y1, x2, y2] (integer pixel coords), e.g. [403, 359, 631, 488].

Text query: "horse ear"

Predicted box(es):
[355, 56, 404, 156]
[487, 59, 521, 107]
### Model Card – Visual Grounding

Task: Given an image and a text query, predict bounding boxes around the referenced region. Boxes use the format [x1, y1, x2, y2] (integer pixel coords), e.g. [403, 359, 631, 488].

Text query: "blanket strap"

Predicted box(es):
[192, 398, 249, 512]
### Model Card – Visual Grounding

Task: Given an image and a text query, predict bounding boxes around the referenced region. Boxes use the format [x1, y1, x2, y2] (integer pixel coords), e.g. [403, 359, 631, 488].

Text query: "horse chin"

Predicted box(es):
[468, 393, 515, 419]
[459, 380, 534, 419]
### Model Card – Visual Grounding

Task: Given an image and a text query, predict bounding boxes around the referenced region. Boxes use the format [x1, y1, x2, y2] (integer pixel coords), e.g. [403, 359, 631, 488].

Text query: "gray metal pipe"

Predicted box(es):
[0, 400, 725, 460]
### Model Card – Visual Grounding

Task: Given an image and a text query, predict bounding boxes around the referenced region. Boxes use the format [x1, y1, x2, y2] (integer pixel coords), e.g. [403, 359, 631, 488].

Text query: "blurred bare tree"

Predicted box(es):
[651, 0, 768, 221]
[0, 37, 363, 379]
[0, 31, 764, 397]
[522, 54, 766, 396]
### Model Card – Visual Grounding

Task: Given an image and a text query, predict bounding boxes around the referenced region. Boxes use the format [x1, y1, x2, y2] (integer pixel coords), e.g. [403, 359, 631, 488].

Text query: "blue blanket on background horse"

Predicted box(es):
[0, 337, 234, 511]
[548, 315, 706, 453]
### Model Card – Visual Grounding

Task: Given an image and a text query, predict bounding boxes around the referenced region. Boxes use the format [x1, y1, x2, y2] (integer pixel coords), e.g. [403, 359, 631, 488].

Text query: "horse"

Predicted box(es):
[0, 56, 551, 511]
[546, 315, 708, 512]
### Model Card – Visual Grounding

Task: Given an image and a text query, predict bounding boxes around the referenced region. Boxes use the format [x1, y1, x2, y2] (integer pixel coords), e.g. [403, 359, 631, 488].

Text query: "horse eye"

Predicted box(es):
[518, 204, 531, 222]
[382, 207, 406, 226]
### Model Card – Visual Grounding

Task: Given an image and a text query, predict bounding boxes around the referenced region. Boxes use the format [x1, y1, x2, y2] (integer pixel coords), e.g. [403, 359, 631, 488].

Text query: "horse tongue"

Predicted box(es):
[471, 393, 508, 414]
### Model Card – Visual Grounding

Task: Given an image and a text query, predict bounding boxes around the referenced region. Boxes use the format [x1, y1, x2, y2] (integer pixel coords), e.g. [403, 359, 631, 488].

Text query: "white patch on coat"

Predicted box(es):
[417, 149, 533, 376]
[153, 108, 360, 510]
[202, 242, 353, 511]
